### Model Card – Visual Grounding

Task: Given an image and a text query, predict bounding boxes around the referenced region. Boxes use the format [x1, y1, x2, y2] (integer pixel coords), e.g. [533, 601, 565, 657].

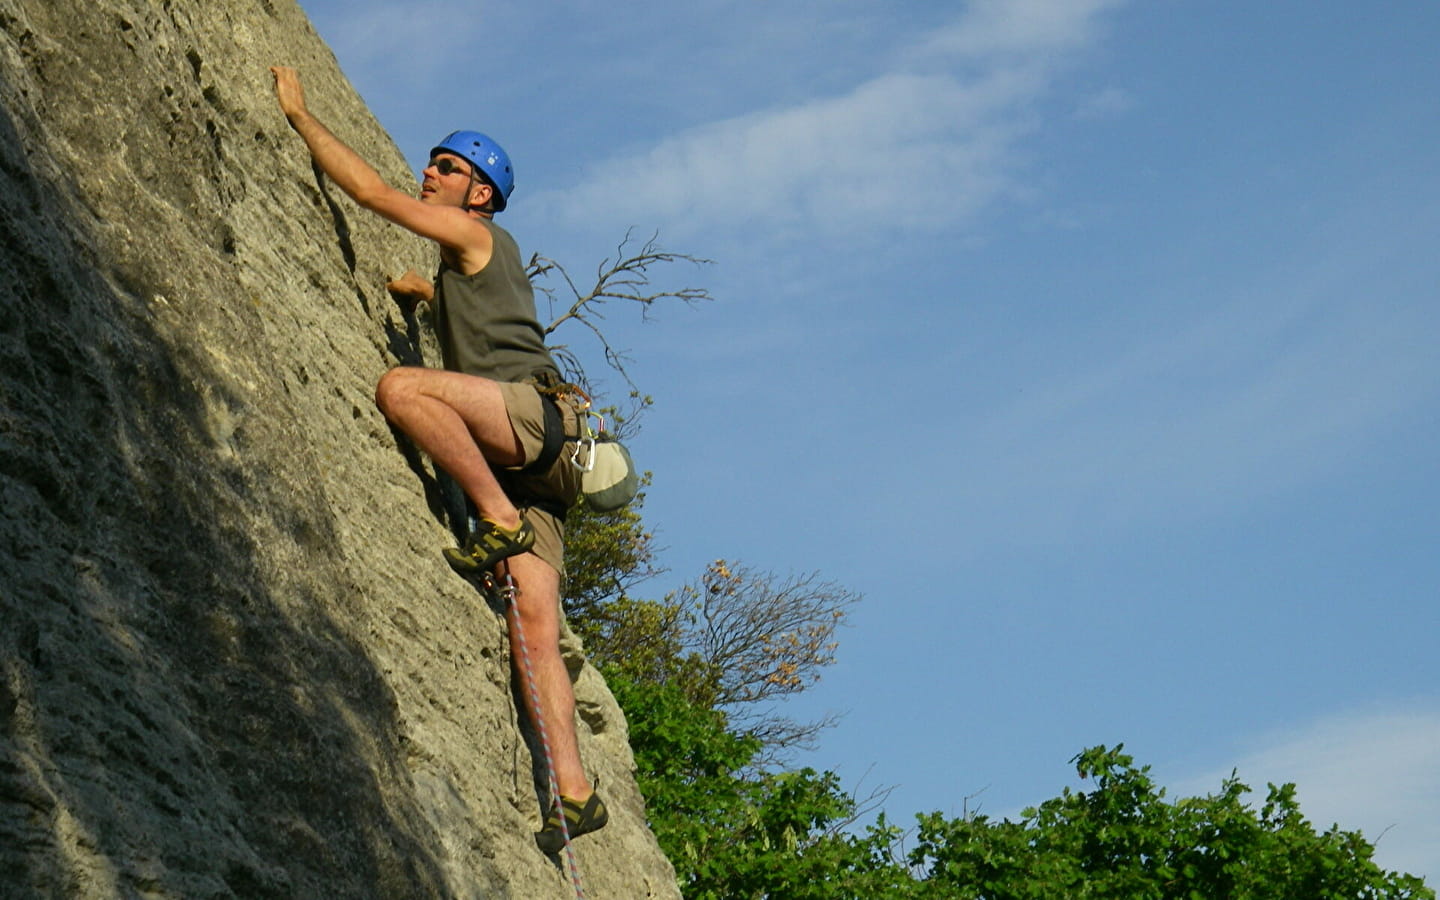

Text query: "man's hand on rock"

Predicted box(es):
[270, 66, 309, 124]
[386, 269, 434, 308]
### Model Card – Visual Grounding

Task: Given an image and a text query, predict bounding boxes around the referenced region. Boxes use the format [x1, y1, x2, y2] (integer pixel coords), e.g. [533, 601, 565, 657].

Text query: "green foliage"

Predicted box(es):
[577, 595, 720, 708]
[562, 487, 722, 708]
[609, 668, 1436, 900]
[907, 745, 1434, 900]
[563, 474, 661, 617]
[608, 670, 911, 900]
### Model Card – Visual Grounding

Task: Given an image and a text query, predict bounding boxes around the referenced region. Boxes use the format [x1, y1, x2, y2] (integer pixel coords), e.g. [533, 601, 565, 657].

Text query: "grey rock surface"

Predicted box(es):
[0, 0, 678, 897]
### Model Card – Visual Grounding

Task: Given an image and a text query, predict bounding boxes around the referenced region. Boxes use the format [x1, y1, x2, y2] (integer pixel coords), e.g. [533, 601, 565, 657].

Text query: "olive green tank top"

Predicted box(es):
[433, 220, 559, 384]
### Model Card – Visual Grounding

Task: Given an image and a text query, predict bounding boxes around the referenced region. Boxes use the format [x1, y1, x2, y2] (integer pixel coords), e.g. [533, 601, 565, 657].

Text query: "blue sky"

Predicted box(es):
[294, 0, 1440, 881]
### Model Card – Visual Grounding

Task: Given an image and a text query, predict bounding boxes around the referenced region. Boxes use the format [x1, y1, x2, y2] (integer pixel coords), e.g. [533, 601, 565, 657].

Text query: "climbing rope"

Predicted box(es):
[490, 564, 588, 899]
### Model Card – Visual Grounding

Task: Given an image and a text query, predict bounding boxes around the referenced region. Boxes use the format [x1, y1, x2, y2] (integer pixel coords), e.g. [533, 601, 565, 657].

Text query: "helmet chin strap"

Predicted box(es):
[461, 168, 478, 211]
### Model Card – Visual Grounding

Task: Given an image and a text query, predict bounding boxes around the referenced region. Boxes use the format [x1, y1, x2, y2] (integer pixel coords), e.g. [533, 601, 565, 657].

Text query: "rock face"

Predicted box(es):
[0, 1, 678, 897]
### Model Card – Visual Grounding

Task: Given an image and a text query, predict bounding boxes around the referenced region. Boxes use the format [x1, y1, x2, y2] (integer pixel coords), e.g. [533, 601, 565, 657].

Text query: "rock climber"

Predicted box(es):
[271, 66, 607, 853]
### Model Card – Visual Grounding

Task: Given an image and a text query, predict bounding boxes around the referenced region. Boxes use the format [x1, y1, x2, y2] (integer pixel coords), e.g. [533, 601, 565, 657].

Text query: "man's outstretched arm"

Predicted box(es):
[271, 66, 394, 208]
[270, 66, 489, 257]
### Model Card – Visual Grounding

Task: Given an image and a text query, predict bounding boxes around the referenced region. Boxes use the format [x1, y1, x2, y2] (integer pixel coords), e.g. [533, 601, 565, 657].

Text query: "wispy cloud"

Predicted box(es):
[530, 1, 1127, 236]
[1169, 706, 1440, 885]
[1073, 86, 1134, 120]
[878, 283, 1439, 551]
[910, 0, 1126, 61]
[534, 70, 1035, 233]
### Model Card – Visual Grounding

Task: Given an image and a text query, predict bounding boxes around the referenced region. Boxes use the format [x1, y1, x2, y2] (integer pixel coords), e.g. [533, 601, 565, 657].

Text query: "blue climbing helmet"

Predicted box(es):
[430, 130, 515, 211]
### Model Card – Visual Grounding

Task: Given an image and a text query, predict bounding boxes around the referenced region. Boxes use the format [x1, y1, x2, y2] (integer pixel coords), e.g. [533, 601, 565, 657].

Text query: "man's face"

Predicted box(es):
[420, 152, 477, 206]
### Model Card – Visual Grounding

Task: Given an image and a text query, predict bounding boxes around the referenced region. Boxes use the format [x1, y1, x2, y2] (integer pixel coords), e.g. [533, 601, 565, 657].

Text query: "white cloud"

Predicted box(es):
[1169, 706, 1440, 885]
[529, 1, 1126, 236]
[1073, 85, 1134, 119]
[534, 70, 1035, 233]
[911, 0, 1127, 61]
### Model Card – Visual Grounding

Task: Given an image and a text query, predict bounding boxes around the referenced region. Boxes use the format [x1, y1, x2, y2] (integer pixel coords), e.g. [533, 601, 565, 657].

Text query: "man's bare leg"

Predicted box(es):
[504, 552, 592, 801]
[377, 367, 600, 838]
[374, 366, 524, 529]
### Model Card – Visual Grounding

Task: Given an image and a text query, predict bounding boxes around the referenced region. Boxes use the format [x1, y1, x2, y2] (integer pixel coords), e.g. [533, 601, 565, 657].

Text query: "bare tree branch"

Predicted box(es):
[527, 229, 712, 399]
[684, 561, 855, 708]
[821, 767, 897, 841]
[663, 560, 859, 757]
[739, 710, 844, 769]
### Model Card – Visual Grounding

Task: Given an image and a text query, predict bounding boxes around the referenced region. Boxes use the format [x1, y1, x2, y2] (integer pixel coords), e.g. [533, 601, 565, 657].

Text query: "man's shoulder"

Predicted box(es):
[479, 219, 526, 262]
[479, 217, 520, 245]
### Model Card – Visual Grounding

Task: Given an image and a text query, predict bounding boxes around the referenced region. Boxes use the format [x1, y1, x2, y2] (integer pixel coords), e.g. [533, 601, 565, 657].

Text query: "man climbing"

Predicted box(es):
[271, 66, 607, 853]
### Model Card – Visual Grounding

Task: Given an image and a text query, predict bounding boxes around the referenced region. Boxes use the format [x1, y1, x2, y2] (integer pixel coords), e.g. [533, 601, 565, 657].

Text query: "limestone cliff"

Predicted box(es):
[0, 0, 678, 897]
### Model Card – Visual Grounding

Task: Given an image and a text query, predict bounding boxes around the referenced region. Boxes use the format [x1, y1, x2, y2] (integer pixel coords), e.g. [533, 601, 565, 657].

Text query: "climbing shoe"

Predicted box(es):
[535, 792, 609, 854]
[443, 515, 535, 575]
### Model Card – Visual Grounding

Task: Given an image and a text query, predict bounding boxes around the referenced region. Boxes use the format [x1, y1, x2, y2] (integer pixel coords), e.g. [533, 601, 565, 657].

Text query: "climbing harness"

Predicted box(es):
[486, 563, 588, 899]
[524, 380, 638, 512]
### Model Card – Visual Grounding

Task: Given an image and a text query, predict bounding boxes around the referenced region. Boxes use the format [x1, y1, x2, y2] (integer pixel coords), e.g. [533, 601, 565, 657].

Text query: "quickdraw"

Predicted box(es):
[537, 383, 606, 475]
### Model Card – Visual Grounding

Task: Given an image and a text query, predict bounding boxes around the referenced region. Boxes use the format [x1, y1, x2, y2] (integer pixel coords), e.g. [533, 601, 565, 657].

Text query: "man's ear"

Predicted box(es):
[467, 180, 494, 211]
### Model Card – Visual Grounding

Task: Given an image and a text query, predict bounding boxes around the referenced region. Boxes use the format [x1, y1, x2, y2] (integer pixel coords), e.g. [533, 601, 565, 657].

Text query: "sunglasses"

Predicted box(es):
[430, 157, 474, 178]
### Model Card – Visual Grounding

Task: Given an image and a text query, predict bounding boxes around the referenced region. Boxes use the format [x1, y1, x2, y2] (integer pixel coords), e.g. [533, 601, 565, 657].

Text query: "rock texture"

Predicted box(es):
[0, 0, 678, 897]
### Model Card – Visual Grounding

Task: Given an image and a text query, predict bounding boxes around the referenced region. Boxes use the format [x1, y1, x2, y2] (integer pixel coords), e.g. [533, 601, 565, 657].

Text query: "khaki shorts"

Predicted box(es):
[494, 381, 584, 576]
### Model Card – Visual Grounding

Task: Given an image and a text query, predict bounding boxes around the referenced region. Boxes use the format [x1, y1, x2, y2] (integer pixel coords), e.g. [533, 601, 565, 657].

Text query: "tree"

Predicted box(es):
[608, 671, 903, 900]
[905, 745, 1434, 900]
[675, 559, 857, 756]
[568, 558, 859, 759]
[562, 479, 664, 615]
[529, 230, 712, 419]
[612, 717, 1436, 900]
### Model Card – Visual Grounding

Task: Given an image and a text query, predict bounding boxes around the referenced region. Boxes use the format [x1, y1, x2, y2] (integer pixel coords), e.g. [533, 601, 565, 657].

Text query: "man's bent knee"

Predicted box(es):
[374, 366, 421, 418]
